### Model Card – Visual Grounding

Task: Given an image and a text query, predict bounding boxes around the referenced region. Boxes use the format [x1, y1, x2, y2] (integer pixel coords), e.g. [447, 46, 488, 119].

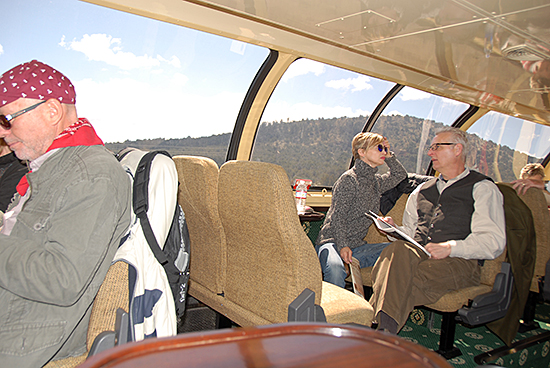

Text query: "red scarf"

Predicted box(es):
[16, 118, 104, 196]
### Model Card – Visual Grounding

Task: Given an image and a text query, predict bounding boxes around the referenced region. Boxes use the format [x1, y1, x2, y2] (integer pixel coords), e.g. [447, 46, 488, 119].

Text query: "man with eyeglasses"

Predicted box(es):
[370, 126, 506, 334]
[0, 60, 131, 367]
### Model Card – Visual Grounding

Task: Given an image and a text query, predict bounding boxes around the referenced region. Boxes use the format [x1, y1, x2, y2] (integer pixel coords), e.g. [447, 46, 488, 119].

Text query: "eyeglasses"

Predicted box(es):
[427, 143, 456, 152]
[0, 100, 47, 130]
[377, 144, 388, 153]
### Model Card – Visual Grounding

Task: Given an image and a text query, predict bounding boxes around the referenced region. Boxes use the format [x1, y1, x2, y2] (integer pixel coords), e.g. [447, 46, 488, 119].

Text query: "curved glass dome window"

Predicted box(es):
[1, 0, 269, 167]
[251, 58, 395, 187]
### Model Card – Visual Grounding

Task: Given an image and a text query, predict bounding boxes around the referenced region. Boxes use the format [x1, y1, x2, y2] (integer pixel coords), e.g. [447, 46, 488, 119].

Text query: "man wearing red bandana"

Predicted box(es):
[0, 60, 131, 367]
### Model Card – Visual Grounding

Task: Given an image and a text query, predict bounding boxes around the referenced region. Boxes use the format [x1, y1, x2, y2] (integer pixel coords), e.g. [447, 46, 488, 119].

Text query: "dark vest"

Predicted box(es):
[414, 170, 491, 245]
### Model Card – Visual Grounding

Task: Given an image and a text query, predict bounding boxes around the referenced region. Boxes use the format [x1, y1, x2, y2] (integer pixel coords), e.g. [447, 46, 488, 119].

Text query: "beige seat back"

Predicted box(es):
[218, 160, 322, 323]
[44, 261, 130, 368]
[364, 194, 409, 244]
[515, 186, 550, 292]
[173, 156, 226, 296]
[86, 261, 130, 347]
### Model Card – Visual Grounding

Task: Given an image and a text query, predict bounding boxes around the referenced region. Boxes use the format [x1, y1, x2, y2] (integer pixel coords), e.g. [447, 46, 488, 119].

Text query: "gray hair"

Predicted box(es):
[434, 126, 469, 161]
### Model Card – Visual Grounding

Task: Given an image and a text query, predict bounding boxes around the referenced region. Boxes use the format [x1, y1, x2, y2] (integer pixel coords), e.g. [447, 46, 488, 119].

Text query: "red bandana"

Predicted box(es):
[16, 118, 103, 195]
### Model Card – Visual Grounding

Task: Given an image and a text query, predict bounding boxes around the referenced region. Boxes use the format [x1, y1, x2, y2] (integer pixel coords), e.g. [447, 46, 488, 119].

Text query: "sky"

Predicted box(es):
[0, 0, 548, 159]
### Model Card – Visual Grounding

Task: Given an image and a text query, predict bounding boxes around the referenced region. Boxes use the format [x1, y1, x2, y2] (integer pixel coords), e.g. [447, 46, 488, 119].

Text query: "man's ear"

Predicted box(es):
[43, 99, 64, 126]
[454, 143, 464, 158]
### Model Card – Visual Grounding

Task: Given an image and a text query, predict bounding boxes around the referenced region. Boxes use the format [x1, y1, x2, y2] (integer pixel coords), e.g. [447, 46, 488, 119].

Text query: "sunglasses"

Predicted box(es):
[377, 144, 388, 153]
[0, 100, 47, 130]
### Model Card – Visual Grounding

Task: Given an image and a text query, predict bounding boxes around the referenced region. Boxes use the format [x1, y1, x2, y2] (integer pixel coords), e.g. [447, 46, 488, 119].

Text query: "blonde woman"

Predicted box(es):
[315, 132, 407, 288]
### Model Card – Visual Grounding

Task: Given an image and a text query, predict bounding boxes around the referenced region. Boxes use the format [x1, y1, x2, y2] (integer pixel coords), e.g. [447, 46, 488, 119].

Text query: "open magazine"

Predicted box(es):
[366, 211, 431, 257]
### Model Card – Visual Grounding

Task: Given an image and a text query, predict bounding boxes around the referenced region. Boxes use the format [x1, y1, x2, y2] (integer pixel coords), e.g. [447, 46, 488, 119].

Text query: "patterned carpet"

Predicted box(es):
[397, 303, 550, 368]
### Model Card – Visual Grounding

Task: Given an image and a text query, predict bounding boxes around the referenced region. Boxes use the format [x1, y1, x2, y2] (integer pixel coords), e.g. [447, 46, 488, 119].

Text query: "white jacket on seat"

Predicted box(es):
[114, 149, 178, 340]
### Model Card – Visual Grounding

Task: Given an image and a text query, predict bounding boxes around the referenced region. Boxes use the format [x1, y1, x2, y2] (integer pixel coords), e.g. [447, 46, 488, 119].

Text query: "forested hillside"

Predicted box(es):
[106, 133, 231, 167]
[106, 115, 532, 186]
[251, 116, 366, 186]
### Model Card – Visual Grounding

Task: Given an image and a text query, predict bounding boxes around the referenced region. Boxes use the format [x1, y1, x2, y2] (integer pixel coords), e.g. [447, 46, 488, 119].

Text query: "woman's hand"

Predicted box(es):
[511, 178, 544, 195]
[382, 216, 395, 226]
[382, 137, 391, 157]
[340, 247, 353, 264]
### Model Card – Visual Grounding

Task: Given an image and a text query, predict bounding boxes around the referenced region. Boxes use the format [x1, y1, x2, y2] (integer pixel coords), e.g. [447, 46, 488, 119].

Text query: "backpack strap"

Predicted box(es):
[133, 150, 172, 266]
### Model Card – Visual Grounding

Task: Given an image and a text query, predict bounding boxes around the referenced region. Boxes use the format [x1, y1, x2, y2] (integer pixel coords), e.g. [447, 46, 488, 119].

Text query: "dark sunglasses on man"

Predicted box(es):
[0, 100, 47, 130]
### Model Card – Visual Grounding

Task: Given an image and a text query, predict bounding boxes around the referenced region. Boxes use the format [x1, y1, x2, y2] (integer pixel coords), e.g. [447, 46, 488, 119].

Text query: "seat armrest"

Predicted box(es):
[471, 275, 507, 308]
[457, 262, 513, 326]
[88, 308, 130, 357]
[114, 308, 130, 345]
[88, 331, 116, 357]
[288, 288, 327, 323]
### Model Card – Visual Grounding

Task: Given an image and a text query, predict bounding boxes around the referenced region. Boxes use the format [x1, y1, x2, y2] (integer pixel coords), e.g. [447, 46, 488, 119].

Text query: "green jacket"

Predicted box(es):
[487, 183, 536, 345]
[0, 145, 131, 367]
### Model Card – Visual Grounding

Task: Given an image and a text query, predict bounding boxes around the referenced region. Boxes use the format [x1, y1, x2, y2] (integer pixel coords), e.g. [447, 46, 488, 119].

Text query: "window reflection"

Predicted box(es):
[467, 112, 550, 182]
[370, 87, 469, 175]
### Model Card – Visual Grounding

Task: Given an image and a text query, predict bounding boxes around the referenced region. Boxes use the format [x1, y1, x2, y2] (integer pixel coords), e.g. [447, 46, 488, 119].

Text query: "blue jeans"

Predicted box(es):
[315, 242, 390, 289]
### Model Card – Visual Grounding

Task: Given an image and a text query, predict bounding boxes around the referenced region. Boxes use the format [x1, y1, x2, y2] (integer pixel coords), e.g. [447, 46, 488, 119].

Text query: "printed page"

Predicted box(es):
[366, 211, 431, 257]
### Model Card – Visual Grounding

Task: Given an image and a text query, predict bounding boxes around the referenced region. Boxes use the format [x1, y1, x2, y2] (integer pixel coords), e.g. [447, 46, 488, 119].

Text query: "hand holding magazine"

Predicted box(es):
[366, 211, 431, 257]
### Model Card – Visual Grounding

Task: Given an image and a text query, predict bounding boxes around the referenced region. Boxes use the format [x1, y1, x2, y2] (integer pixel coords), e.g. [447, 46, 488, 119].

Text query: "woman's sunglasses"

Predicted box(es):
[0, 100, 47, 130]
[377, 144, 388, 153]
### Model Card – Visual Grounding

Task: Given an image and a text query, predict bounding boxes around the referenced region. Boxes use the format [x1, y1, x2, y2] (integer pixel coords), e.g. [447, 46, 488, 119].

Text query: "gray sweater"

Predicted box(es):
[316, 155, 407, 252]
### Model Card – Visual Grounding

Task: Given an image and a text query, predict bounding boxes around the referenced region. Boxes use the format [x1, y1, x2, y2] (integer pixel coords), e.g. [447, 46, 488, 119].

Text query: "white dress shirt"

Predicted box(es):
[400, 168, 506, 260]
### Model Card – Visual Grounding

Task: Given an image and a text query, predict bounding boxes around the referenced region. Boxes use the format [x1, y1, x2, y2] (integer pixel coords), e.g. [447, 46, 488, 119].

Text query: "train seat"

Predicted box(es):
[218, 160, 374, 326]
[173, 156, 228, 316]
[358, 182, 540, 358]
[424, 183, 536, 358]
[44, 261, 130, 368]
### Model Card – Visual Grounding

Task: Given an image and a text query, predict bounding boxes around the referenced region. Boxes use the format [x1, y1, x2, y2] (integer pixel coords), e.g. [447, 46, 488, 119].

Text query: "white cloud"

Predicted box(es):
[74, 76, 238, 142]
[261, 99, 370, 123]
[60, 34, 180, 70]
[157, 55, 181, 68]
[399, 88, 431, 101]
[282, 59, 325, 82]
[172, 72, 189, 85]
[0, 44, 3, 55]
[325, 75, 372, 92]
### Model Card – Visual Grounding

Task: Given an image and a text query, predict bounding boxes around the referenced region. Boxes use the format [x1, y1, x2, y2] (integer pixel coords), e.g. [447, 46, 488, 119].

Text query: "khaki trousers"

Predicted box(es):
[369, 241, 480, 329]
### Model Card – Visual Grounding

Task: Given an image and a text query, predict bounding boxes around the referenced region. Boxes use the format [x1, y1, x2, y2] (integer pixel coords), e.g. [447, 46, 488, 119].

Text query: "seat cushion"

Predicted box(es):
[43, 355, 87, 368]
[320, 281, 374, 326]
[424, 285, 492, 312]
